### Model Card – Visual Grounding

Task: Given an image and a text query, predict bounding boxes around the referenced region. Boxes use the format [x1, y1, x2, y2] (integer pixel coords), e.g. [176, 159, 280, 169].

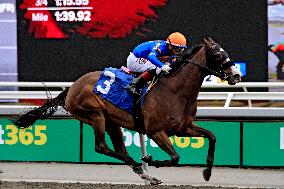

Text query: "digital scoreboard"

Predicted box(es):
[18, 0, 169, 39]
[31, 0, 91, 22]
[17, 0, 267, 83]
[19, 0, 94, 38]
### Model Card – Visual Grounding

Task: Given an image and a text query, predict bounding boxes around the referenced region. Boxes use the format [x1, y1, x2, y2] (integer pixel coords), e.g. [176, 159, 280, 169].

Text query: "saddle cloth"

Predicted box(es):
[94, 67, 145, 114]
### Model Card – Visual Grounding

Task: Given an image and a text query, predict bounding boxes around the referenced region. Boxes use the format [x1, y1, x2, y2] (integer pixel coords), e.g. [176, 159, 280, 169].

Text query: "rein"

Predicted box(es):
[135, 50, 231, 103]
[136, 59, 226, 104]
[187, 60, 227, 80]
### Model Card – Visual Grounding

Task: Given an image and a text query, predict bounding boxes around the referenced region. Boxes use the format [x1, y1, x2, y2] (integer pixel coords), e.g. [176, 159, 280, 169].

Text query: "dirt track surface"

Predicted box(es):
[0, 182, 247, 189]
[0, 162, 284, 189]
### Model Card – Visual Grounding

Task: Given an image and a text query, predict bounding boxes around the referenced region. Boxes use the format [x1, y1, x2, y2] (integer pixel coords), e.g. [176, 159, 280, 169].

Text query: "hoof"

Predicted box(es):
[150, 177, 162, 185]
[202, 168, 212, 181]
[141, 155, 152, 163]
[133, 165, 143, 174]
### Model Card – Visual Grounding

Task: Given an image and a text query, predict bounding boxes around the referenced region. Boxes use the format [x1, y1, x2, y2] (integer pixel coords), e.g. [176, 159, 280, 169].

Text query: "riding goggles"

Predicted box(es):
[172, 45, 186, 53]
[167, 39, 187, 53]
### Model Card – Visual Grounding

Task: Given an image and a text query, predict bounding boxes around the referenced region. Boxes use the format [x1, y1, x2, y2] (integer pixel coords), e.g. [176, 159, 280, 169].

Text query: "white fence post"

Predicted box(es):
[139, 134, 150, 185]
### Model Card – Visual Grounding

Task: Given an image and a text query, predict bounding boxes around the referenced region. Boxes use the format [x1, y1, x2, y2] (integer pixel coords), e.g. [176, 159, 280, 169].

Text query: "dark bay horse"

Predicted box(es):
[13, 37, 241, 184]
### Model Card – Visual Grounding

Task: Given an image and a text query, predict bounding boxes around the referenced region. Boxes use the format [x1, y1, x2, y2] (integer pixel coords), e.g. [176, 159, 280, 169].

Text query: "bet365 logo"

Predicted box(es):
[122, 128, 204, 149]
[0, 125, 47, 145]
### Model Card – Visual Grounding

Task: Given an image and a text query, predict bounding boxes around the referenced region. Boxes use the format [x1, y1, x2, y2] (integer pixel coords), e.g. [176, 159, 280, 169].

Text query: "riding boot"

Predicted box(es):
[128, 69, 155, 94]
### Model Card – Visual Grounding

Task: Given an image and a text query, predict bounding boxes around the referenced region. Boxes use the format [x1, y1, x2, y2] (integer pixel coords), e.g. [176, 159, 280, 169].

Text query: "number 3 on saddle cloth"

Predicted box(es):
[94, 67, 147, 114]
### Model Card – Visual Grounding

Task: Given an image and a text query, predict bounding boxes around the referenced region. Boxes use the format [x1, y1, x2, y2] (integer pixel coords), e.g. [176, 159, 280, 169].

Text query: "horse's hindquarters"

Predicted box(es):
[66, 71, 101, 115]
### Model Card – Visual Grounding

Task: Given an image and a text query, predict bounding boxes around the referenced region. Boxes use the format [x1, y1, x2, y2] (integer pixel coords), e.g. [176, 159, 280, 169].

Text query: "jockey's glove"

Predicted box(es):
[161, 65, 172, 73]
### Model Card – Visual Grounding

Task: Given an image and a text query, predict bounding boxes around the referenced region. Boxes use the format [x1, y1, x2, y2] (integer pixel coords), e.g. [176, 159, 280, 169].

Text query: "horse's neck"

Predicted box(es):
[159, 50, 205, 116]
[177, 62, 204, 97]
[176, 48, 206, 97]
[153, 48, 206, 113]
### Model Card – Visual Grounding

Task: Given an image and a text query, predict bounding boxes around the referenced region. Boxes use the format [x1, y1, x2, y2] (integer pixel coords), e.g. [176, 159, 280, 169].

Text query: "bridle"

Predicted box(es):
[176, 44, 235, 82]
[187, 60, 228, 81]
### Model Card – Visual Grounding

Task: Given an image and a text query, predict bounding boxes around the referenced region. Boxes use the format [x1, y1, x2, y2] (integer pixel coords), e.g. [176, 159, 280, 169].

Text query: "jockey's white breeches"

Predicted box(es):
[126, 53, 157, 73]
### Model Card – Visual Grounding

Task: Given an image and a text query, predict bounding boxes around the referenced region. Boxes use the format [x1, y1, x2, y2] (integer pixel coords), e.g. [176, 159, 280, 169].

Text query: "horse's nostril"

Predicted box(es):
[233, 74, 241, 82]
[234, 74, 240, 78]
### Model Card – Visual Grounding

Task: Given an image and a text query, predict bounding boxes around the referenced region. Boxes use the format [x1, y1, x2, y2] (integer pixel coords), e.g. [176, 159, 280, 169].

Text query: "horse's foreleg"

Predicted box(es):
[143, 130, 180, 167]
[177, 123, 216, 181]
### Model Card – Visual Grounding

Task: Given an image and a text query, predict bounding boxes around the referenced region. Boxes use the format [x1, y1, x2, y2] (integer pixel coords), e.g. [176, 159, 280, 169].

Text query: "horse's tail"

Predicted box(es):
[13, 88, 69, 129]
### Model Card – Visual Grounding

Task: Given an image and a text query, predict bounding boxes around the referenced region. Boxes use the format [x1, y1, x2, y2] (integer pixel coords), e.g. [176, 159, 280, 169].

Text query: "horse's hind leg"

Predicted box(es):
[105, 125, 162, 185]
[105, 125, 141, 169]
[87, 111, 129, 162]
[74, 110, 121, 161]
[177, 122, 216, 181]
[81, 111, 161, 185]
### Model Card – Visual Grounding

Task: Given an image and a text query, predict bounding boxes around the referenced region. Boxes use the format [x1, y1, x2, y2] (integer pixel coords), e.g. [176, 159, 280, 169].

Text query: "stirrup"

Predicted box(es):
[130, 89, 141, 96]
[128, 85, 136, 93]
[127, 84, 140, 96]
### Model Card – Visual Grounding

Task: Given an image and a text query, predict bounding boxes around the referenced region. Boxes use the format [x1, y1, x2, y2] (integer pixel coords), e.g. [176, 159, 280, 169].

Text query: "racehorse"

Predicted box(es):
[13, 37, 241, 185]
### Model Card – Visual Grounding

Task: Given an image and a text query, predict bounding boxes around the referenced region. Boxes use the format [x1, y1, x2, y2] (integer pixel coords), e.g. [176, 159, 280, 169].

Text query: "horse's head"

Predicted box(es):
[202, 37, 242, 85]
[181, 37, 241, 85]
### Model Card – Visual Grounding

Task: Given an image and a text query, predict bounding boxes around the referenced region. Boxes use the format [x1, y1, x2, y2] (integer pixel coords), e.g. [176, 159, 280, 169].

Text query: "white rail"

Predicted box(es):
[0, 81, 73, 88]
[0, 82, 283, 108]
[0, 81, 284, 88]
[0, 91, 283, 107]
[201, 82, 284, 107]
[202, 82, 284, 88]
[1, 105, 284, 119]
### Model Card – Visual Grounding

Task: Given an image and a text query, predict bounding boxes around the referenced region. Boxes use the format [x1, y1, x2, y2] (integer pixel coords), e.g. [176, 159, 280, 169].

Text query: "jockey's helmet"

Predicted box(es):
[166, 32, 187, 49]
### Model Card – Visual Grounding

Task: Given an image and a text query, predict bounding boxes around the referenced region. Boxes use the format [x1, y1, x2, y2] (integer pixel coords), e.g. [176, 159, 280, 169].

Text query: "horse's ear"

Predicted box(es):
[202, 37, 211, 46]
[207, 37, 215, 43]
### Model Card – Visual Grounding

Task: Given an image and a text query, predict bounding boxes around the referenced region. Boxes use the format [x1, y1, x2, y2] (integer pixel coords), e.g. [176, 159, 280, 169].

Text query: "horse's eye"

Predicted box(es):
[214, 52, 222, 60]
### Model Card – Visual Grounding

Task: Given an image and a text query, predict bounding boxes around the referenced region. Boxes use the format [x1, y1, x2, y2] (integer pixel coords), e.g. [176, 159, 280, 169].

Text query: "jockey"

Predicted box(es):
[269, 42, 284, 79]
[127, 32, 188, 94]
[269, 42, 284, 62]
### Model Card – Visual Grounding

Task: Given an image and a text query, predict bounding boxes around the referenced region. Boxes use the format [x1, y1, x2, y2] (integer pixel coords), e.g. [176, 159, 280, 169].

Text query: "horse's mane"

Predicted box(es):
[170, 44, 204, 73]
[182, 44, 204, 60]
